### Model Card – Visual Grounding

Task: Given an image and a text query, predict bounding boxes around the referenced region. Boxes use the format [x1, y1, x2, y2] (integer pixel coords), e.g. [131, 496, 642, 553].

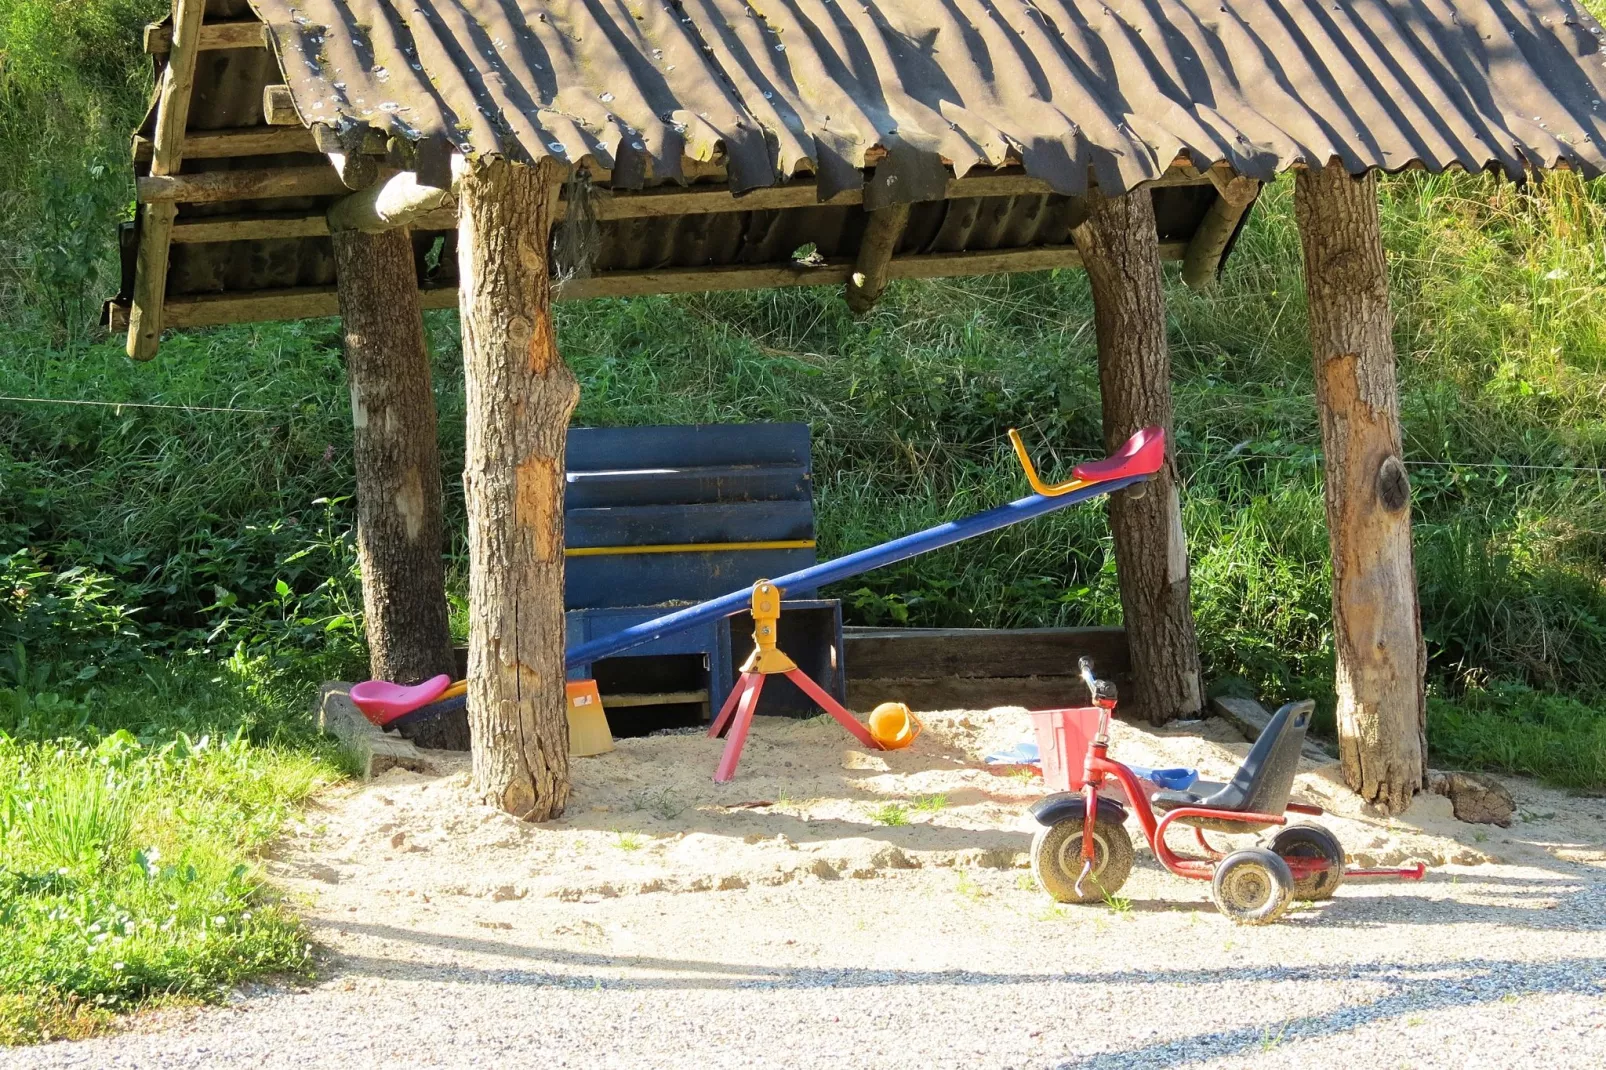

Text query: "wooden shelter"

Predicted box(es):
[109, 0, 1606, 818]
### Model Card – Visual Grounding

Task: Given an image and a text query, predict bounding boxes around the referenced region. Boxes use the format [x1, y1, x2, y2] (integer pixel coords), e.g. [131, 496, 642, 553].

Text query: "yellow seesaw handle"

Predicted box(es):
[1007, 428, 1093, 498]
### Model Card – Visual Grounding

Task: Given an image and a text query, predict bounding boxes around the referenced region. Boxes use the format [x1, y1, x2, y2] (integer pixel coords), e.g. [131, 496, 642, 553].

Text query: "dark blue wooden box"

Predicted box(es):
[563, 423, 843, 725]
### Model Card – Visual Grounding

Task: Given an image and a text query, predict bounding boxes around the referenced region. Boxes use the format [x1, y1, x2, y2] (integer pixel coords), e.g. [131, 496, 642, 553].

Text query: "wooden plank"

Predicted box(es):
[137, 166, 348, 203]
[145, 19, 267, 54]
[171, 212, 332, 243]
[848, 676, 1103, 712]
[600, 690, 708, 709]
[1211, 696, 1334, 761]
[565, 501, 815, 549]
[127, 0, 206, 360]
[558, 260, 854, 299]
[140, 166, 1213, 218]
[842, 626, 1129, 680]
[135, 127, 320, 162]
[108, 241, 1187, 328]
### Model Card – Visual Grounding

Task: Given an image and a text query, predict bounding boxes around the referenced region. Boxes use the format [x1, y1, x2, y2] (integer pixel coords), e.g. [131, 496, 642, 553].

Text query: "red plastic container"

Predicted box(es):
[1030, 707, 1102, 793]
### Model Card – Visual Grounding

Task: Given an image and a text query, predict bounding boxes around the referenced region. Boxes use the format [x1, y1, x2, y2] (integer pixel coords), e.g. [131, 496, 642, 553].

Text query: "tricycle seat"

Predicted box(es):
[1149, 699, 1315, 832]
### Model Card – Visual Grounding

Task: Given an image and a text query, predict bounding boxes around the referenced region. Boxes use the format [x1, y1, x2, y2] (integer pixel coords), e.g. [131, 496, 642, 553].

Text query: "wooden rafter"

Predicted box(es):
[126, 0, 207, 360]
[107, 240, 1190, 329]
[144, 168, 1218, 236]
[144, 19, 266, 53]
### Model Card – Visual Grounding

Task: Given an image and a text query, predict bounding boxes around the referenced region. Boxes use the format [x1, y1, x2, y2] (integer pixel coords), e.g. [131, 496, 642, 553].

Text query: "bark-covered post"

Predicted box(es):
[1295, 161, 1426, 813]
[457, 157, 577, 820]
[1072, 189, 1203, 724]
[330, 226, 460, 746]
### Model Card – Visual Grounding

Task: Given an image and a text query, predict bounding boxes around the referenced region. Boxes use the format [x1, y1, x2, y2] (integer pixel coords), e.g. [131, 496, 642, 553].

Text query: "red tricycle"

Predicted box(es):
[1029, 658, 1425, 924]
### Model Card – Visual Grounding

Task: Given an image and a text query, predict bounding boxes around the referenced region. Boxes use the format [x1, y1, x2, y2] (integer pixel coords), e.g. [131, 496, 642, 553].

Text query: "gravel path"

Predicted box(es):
[6, 855, 1605, 1069]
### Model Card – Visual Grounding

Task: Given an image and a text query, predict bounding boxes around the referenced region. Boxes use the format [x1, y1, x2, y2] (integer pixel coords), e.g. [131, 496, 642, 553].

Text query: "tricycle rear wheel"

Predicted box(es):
[1211, 848, 1295, 925]
[1270, 824, 1345, 900]
[1031, 814, 1135, 903]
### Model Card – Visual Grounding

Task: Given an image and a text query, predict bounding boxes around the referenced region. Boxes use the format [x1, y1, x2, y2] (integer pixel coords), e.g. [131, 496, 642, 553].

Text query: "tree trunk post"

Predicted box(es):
[458, 157, 577, 821]
[1295, 161, 1426, 813]
[1072, 188, 1203, 725]
[331, 225, 460, 747]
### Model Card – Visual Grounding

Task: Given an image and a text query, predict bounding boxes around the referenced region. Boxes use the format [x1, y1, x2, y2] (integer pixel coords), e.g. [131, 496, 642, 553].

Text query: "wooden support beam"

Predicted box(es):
[1072, 189, 1202, 725]
[1295, 161, 1426, 814]
[145, 19, 266, 53]
[127, 0, 206, 361]
[262, 85, 301, 126]
[1181, 174, 1261, 290]
[327, 170, 456, 233]
[105, 241, 1189, 329]
[137, 166, 349, 203]
[332, 225, 460, 746]
[136, 166, 1214, 212]
[459, 157, 577, 821]
[844, 202, 911, 313]
[134, 126, 320, 162]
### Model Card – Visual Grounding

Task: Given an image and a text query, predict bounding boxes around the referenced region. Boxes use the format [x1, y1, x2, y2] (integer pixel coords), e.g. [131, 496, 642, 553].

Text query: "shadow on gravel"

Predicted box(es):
[1051, 957, 1606, 1069]
[318, 921, 1605, 996]
[316, 931, 1605, 1068]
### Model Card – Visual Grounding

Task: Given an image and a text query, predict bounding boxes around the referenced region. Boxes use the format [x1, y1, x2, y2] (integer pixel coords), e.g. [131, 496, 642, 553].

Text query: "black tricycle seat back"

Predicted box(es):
[1150, 699, 1315, 831]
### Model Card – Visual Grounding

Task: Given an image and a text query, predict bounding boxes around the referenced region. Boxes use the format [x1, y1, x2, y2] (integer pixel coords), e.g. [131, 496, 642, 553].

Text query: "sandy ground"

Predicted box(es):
[8, 708, 1605, 1068]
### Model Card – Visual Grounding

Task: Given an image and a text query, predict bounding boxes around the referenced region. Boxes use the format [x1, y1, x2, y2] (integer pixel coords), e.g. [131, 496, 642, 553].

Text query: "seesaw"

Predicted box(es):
[565, 424, 1167, 781]
[354, 426, 1166, 781]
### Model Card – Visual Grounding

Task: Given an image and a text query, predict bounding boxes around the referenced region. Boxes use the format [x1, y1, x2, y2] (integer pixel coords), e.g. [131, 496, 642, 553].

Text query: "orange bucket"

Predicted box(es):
[867, 702, 922, 750]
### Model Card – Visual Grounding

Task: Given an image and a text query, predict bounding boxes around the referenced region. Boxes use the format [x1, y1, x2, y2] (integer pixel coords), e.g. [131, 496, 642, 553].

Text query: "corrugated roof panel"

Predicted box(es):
[249, 0, 1606, 194]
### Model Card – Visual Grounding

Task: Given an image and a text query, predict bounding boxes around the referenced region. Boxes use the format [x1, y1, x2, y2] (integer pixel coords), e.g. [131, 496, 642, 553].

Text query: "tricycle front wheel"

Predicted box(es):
[1031, 815, 1135, 903]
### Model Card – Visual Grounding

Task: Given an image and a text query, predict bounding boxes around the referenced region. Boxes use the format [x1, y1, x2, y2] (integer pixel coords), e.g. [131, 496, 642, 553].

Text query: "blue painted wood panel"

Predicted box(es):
[568, 423, 810, 471]
[565, 500, 814, 548]
[565, 464, 810, 509]
[567, 548, 818, 609]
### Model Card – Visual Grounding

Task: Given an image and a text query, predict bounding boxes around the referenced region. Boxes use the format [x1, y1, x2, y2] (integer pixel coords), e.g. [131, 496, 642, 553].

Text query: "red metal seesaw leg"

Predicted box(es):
[785, 668, 881, 750]
[713, 673, 766, 783]
[708, 674, 749, 739]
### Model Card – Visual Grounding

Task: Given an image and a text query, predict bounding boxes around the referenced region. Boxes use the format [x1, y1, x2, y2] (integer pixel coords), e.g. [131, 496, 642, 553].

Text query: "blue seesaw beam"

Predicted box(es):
[564, 471, 1150, 670]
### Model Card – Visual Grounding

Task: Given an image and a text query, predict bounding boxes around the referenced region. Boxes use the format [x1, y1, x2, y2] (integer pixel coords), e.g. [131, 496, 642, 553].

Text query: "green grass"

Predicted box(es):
[868, 803, 910, 827]
[0, 658, 346, 1043]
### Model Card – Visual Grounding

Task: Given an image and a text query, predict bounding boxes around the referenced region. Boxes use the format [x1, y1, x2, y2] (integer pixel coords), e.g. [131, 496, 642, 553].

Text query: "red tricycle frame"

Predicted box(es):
[1076, 741, 1425, 886]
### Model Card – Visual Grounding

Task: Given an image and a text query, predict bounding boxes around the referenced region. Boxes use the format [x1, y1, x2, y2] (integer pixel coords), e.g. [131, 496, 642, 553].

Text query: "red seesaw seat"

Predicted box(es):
[1072, 425, 1166, 483]
[350, 674, 451, 727]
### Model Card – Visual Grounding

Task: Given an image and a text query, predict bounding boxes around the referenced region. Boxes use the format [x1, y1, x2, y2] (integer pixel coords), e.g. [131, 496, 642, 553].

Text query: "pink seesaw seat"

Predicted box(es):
[350, 674, 451, 726]
[1072, 425, 1166, 483]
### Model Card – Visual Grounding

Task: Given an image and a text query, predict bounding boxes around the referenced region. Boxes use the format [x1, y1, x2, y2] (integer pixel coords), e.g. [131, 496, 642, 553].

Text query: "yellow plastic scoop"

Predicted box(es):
[565, 680, 614, 757]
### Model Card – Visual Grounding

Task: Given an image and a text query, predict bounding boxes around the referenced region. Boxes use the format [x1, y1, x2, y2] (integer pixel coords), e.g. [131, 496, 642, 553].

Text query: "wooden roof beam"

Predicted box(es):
[144, 166, 1215, 217]
[144, 19, 266, 54]
[107, 240, 1190, 329]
